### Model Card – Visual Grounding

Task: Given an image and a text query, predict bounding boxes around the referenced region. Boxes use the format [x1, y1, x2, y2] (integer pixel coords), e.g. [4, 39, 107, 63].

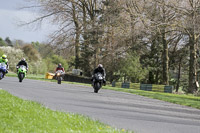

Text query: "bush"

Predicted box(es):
[0, 49, 3, 56]
[44, 55, 69, 73]
[28, 61, 47, 75]
[0, 46, 25, 71]
[22, 44, 40, 62]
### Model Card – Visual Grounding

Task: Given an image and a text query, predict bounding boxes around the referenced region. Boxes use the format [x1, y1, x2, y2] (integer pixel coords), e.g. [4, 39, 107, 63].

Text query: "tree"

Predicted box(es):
[20, 0, 82, 69]
[19, 0, 200, 93]
[120, 52, 148, 83]
[182, 0, 200, 93]
[164, 0, 200, 92]
[0, 46, 25, 71]
[5, 37, 13, 47]
[140, 33, 163, 84]
[44, 54, 69, 72]
[143, 0, 180, 85]
[0, 37, 7, 46]
[51, 54, 68, 70]
[22, 44, 40, 62]
[13, 40, 25, 48]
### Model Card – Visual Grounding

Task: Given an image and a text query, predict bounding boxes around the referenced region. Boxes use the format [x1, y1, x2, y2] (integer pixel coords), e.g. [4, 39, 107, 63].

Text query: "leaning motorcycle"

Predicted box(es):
[55, 70, 64, 84]
[17, 65, 27, 82]
[92, 72, 103, 93]
[0, 62, 7, 80]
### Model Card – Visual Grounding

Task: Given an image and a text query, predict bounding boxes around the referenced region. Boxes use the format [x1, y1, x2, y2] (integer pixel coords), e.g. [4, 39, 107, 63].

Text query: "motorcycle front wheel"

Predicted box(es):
[94, 82, 101, 93]
[57, 77, 61, 84]
[0, 72, 3, 80]
[19, 73, 24, 82]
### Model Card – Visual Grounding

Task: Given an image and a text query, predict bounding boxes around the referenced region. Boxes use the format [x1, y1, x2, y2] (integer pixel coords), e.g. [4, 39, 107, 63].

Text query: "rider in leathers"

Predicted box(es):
[92, 64, 106, 85]
[16, 58, 28, 71]
[0, 54, 9, 77]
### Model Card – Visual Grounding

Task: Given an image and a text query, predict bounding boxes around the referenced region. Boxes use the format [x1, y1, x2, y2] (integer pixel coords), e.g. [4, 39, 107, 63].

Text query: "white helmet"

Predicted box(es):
[98, 64, 103, 68]
[21, 58, 26, 61]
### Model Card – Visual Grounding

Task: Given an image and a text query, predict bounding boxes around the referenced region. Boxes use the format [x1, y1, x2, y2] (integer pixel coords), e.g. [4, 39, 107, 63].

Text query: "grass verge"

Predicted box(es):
[6, 72, 45, 80]
[103, 86, 200, 109]
[0, 89, 130, 133]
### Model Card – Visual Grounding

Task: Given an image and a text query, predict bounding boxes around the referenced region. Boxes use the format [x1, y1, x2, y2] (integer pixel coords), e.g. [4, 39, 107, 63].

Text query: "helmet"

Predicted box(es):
[58, 63, 62, 67]
[98, 64, 103, 68]
[2, 54, 7, 61]
[21, 58, 26, 61]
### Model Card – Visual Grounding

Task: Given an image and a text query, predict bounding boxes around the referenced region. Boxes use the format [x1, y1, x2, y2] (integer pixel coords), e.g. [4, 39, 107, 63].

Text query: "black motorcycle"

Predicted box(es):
[92, 72, 103, 93]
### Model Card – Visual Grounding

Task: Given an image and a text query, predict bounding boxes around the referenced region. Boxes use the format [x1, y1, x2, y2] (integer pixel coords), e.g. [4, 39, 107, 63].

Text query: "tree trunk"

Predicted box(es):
[130, 14, 135, 46]
[162, 30, 169, 85]
[81, 4, 91, 76]
[188, 33, 197, 93]
[155, 54, 159, 84]
[92, 20, 99, 69]
[72, 2, 80, 69]
[176, 57, 182, 92]
[75, 30, 80, 69]
[161, 3, 169, 85]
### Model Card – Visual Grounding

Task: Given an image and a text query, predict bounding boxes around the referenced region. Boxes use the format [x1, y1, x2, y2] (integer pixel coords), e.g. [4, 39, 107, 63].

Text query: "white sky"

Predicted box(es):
[0, 0, 57, 43]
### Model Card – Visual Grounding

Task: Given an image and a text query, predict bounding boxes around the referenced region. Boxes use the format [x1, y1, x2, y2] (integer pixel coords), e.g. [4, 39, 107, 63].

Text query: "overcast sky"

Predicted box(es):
[0, 0, 56, 43]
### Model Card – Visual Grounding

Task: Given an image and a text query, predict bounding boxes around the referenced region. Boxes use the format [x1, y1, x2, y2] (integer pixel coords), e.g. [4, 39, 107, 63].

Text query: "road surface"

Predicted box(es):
[1, 77, 200, 133]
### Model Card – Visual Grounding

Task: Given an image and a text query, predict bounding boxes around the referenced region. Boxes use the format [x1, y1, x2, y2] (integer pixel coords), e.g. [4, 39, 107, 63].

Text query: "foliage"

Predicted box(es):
[0, 45, 48, 75]
[52, 55, 68, 70]
[32, 42, 54, 58]
[0, 48, 3, 56]
[120, 52, 148, 83]
[13, 0, 200, 93]
[44, 57, 55, 73]
[68, 56, 76, 70]
[28, 61, 47, 75]
[44, 55, 68, 73]
[5, 37, 13, 46]
[103, 56, 123, 83]
[0, 46, 24, 71]
[0, 39, 70, 75]
[0, 37, 7, 46]
[22, 44, 40, 62]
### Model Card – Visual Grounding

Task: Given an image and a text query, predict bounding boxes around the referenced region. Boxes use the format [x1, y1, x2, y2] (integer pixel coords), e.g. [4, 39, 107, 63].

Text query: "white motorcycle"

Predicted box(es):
[55, 70, 65, 84]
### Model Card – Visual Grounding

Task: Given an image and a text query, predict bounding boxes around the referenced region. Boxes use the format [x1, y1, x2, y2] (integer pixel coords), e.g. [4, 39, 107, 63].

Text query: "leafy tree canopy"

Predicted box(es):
[22, 44, 40, 62]
[0, 37, 7, 46]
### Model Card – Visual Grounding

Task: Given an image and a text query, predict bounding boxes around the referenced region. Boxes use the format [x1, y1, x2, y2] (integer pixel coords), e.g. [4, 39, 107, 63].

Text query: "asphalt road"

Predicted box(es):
[1, 77, 200, 133]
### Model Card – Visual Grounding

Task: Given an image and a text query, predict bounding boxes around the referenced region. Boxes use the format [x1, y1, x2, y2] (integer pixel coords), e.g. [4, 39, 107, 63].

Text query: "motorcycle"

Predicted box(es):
[55, 70, 64, 84]
[17, 65, 27, 82]
[92, 72, 103, 93]
[0, 62, 7, 80]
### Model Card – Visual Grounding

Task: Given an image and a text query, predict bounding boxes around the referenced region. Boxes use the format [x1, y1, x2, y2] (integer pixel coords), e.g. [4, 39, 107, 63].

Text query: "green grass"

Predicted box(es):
[0, 89, 130, 133]
[7, 72, 45, 79]
[103, 86, 200, 109]
[6, 71, 16, 77]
